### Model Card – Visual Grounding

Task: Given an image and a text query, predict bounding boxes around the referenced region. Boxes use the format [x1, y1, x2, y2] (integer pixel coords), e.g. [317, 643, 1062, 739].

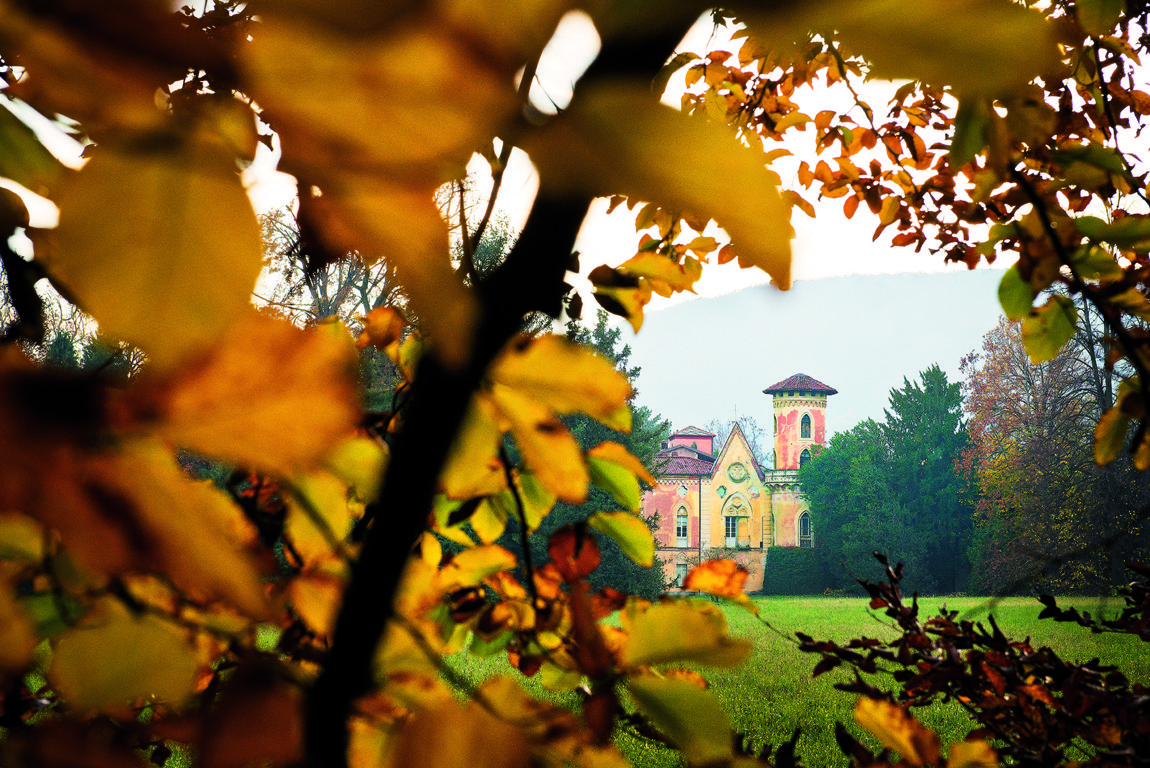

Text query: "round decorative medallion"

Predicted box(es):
[677, 484, 688, 498]
[727, 462, 748, 483]
[750, 485, 760, 497]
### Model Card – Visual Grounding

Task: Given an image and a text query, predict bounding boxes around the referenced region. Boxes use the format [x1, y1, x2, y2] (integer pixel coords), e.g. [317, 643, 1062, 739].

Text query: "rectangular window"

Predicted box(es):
[725, 516, 738, 547]
[675, 562, 688, 588]
[676, 514, 688, 546]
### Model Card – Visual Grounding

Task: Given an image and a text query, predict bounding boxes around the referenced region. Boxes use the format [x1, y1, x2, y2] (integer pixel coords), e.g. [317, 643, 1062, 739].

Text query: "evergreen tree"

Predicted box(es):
[501, 310, 672, 599]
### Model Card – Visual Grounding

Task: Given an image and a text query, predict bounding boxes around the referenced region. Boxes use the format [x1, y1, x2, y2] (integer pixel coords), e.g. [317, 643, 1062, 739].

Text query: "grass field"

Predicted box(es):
[445, 594, 1150, 768]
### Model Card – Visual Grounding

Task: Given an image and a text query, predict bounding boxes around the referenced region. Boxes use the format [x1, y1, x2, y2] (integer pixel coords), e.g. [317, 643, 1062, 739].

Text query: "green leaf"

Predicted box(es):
[998, 264, 1035, 321]
[949, 96, 990, 168]
[1088, 216, 1150, 250]
[587, 456, 641, 512]
[589, 511, 654, 567]
[627, 676, 733, 765]
[1077, 0, 1123, 36]
[622, 601, 751, 668]
[1021, 295, 1078, 363]
[1069, 245, 1125, 280]
[1051, 143, 1131, 180]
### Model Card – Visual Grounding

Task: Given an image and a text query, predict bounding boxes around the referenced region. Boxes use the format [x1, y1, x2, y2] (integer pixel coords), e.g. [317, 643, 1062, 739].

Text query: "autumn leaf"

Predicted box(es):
[684, 559, 758, 614]
[141, 312, 361, 478]
[491, 335, 632, 427]
[748, 0, 1058, 95]
[355, 306, 406, 351]
[854, 697, 942, 766]
[587, 441, 654, 512]
[947, 739, 998, 768]
[616, 252, 703, 293]
[45, 140, 263, 369]
[1021, 295, 1078, 363]
[0, 562, 36, 670]
[489, 383, 589, 503]
[284, 470, 356, 564]
[548, 524, 601, 582]
[622, 600, 752, 668]
[627, 676, 733, 765]
[588, 511, 655, 567]
[441, 395, 507, 500]
[524, 84, 793, 289]
[50, 597, 200, 713]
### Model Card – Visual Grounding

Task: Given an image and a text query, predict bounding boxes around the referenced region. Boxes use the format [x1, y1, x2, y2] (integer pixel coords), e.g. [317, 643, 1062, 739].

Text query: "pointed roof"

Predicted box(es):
[763, 373, 838, 396]
[672, 425, 715, 437]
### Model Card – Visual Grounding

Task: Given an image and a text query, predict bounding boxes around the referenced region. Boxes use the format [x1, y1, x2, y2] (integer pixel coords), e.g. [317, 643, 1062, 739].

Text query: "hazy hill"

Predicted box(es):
[623, 269, 1005, 440]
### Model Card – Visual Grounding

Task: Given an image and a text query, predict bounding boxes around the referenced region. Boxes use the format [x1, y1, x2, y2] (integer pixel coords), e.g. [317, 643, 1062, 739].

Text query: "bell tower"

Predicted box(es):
[763, 373, 837, 470]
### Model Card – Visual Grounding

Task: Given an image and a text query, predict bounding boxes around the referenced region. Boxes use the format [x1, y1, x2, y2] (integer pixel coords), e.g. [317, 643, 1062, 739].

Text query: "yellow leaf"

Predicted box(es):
[525, 84, 792, 289]
[512, 470, 556, 532]
[592, 282, 653, 334]
[471, 492, 512, 544]
[588, 512, 654, 567]
[627, 676, 733, 765]
[37, 440, 272, 618]
[617, 252, 703, 293]
[50, 598, 199, 713]
[751, 0, 1058, 95]
[622, 600, 751, 668]
[491, 335, 632, 425]
[242, 20, 507, 368]
[0, 513, 45, 562]
[438, 545, 517, 591]
[948, 739, 998, 768]
[145, 312, 361, 477]
[1094, 405, 1131, 466]
[588, 442, 657, 486]
[290, 556, 349, 638]
[854, 697, 941, 767]
[285, 471, 354, 564]
[45, 141, 263, 369]
[441, 395, 507, 500]
[489, 383, 588, 503]
[325, 436, 389, 503]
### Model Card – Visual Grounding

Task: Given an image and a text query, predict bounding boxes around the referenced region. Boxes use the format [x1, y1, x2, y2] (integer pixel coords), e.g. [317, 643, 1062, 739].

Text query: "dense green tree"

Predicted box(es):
[801, 367, 972, 595]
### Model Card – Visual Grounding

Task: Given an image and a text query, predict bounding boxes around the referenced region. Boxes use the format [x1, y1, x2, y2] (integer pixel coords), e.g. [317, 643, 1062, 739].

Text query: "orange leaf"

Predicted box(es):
[355, 306, 406, 351]
[548, 524, 600, 582]
[854, 697, 941, 767]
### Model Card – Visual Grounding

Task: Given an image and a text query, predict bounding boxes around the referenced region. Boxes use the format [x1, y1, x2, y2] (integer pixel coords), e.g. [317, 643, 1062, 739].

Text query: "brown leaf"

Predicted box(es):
[548, 524, 601, 582]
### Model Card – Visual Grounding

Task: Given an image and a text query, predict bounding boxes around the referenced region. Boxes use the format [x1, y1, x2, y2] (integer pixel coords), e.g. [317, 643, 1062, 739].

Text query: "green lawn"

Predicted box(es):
[445, 595, 1150, 768]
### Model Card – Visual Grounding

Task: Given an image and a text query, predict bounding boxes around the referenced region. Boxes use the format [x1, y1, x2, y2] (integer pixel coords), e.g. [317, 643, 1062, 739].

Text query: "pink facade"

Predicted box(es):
[642, 375, 836, 593]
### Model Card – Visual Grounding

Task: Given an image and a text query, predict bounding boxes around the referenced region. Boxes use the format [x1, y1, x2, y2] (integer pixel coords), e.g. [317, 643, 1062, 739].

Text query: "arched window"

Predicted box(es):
[798, 512, 813, 548]
[675, 507, 689, 546]
[800, 414, 811, 439]
[799, 448, 811, 467]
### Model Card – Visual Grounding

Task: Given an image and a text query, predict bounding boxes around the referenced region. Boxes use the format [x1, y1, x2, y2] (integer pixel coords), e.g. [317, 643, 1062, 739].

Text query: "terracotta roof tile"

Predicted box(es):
[762, 373, 838, 395]
[658, 456, 716, 475]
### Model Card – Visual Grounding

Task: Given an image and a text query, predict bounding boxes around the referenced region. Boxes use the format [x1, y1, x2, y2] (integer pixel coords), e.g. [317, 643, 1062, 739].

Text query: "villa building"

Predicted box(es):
[640, 373, 837, 591]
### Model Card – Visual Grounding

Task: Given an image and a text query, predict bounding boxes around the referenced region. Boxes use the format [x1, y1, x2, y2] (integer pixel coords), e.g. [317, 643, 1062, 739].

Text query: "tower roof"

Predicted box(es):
[763, 373, 838, 396]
